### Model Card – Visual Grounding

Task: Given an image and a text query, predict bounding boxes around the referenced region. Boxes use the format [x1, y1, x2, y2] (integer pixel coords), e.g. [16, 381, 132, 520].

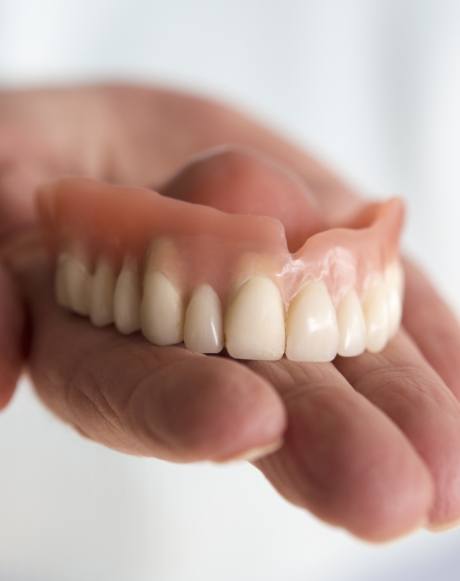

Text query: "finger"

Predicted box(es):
[335, 331, 460, 529]
[21, 254, 286, 461]
[402, 258, 460, 399]
[247, 359, 432, 542]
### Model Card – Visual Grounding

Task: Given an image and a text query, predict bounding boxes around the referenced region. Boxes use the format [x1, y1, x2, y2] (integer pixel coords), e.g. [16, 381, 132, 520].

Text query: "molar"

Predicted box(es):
[285, 280, 339, 362]
[184, 284, 224, 354]
[385, 262, 404, 337]
[90, 257, 116, 327]
[337, 289, 366, 357]
[225, 276, 285, 360]
[64, 246, 92, 316]
[363, 278, 389, 353]
[114, 257, 141, 335]
[55, 253, 71, 308]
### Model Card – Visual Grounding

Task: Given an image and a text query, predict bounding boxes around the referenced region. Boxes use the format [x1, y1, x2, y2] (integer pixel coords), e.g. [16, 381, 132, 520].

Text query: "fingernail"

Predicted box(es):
[215, 438, 283, 464]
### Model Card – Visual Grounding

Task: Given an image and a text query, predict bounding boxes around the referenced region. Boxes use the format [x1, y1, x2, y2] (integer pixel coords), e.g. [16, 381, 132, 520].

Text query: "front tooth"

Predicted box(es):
[363, 281, 389, 353]
[141, 271, 184, 345]
[337, 289, 366, 357]
[90, 257, 116, 327]
[225, 276, 285, 360]
[55, 253, 71, 308]
[65, 249, 91, 316]
[184, 284, 223, 354]
[286, 280, 339, 362]
[114, 258, 141, 335]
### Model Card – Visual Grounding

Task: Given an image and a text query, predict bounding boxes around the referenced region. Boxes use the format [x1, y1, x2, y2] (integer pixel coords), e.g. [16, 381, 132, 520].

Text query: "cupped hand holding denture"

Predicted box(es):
[2, 86, 460, 541]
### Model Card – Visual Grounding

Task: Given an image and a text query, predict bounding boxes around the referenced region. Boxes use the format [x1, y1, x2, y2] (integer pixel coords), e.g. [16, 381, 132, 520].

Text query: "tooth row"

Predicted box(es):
[55, 251, 403, 361]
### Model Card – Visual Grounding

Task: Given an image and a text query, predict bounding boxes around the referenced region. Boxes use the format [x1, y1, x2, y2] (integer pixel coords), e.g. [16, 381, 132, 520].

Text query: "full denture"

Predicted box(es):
[37, 151, 405, 362]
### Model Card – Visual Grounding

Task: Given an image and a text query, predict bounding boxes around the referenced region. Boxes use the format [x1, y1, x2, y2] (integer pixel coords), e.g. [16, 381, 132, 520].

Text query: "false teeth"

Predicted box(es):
[225, 277, 285, 360]
[114, 258, 141, 335]
[65, 250, 91, 316]
[363, 280, 389, 353]
[45, 173, 405, 362]
[385, 262, 404, 337]
[184, 284, 224, 354]
[55, 253, 71, 308]
[90, 257, 116, 327]
[141, 271, 184, 345]
[286, 281, 339, 362]
[54, 252, 403, 361]
[337, 289, 366, 357]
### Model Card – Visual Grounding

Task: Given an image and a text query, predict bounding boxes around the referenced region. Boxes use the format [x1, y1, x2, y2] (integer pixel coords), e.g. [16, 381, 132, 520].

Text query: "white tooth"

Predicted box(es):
[386, 286, 402, 337]
[55, 253, 71, 308]
[184, 284, 223, 354]
[386, 261, 405, 298]
[385, 262, 404, 337]
[90, 257, 116, 327]
[65, 250, 91, 316]
[114, 258, 141, 335]
[337, 289, 366, 357]
[363, 281, 389, 353]
[286, 280, 339, 362]
[141, 271, 184, 345]
[225, 276, 285, 360]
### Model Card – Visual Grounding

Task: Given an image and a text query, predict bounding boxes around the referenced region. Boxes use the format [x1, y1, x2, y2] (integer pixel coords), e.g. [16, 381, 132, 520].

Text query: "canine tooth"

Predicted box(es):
[90, 257, 116, 327]
[66, 250, 91, 316]
[225, 276, 285, 360]
[55, 253, 71, 308]
[114, 258, 141, 334]
[286, 281, 339, 362]
[141, 271, 184, 345]
[337, 289, 366, 357]
[184, 285, 223, 354]
[363, 281, 389, 353]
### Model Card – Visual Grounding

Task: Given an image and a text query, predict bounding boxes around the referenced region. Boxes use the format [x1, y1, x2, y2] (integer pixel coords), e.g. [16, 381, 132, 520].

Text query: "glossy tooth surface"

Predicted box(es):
[141, 271, 184, 345]
[55, 253, 71, 308]
[363, 281, 389, 353]
[90, 257, 116, 327]
[337, 289, 366, 357]
[184, 284, 223, 354]
[385, 262, 404, 337]
[114, 258, 141, 334]
[225, 276, 285, 360]
[386, 261, 405, 297]
[65, 250, 91, 316]
[286, 280, 339, 362]
[386, 286, 402, 337]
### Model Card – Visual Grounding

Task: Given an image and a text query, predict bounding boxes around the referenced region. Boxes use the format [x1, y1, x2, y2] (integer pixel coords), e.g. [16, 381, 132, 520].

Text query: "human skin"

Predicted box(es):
[1, 85, 460, 541]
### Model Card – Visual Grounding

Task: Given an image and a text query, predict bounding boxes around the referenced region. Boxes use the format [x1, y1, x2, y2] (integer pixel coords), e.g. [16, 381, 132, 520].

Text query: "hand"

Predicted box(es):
[3, 85, 460, 541]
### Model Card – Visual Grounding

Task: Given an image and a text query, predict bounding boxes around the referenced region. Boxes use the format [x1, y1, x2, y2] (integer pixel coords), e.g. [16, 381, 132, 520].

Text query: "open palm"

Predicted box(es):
[2, 86, 460, 541]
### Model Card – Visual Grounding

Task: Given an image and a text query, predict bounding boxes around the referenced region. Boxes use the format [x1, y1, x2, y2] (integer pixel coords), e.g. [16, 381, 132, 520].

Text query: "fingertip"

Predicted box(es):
[279, 384, 434, 542]
[345, 461, 433, 542]
[130, 356, 287, 462]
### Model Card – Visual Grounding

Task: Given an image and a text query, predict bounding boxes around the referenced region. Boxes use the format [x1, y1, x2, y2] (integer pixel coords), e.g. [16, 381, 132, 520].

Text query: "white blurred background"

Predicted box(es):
[0, 1, 459, 580]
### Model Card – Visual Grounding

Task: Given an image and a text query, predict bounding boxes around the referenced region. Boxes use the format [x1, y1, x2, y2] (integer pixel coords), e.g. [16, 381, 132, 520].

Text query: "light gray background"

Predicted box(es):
[0, 1, 459, 580]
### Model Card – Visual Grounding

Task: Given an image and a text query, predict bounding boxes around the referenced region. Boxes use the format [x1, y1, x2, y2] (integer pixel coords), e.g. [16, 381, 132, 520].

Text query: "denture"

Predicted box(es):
[38, 149, 405, 362]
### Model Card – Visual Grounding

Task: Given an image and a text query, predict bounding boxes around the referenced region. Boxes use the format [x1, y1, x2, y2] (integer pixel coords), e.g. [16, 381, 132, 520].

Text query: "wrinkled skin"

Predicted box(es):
[1, 85, 460, 542]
